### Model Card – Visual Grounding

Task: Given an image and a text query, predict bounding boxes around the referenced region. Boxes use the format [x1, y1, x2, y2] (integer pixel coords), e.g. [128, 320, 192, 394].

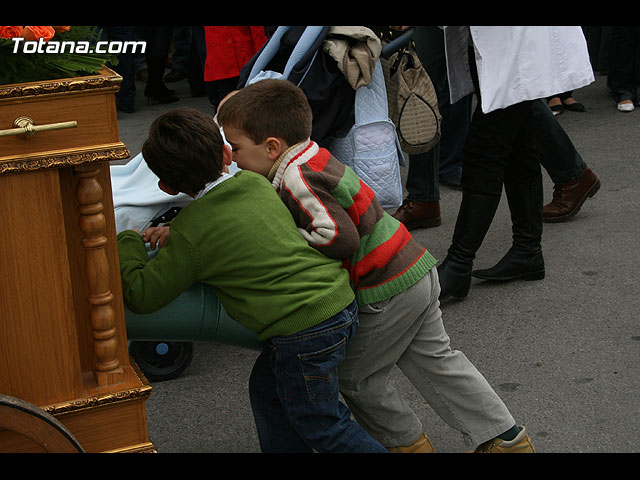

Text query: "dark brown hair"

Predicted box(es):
[217, 79, 312, 146]
[142, 108, 225, 194]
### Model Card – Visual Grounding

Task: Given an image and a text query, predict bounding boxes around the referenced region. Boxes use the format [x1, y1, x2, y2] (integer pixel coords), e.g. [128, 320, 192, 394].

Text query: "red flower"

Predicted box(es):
[0, 26, 24, 39]
[23, 26, 56, 42]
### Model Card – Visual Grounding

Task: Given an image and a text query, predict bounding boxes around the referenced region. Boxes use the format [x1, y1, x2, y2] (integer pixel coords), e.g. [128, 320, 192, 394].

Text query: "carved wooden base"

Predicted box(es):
[0, 362, 155, 453]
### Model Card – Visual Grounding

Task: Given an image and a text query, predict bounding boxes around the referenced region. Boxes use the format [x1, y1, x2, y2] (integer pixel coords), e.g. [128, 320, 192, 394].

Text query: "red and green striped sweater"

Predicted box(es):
[268, 139, 437, 306]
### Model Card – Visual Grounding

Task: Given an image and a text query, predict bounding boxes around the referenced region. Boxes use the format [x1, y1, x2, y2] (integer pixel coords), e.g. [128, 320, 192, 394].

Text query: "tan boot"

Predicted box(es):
[471, 426, 535, 453]
[388, 432, 435, 453]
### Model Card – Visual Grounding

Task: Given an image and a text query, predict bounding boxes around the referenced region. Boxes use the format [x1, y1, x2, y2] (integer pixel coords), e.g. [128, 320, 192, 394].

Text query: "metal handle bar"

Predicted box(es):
[381, 27, 416, 59]
[0, 116, 78, 138]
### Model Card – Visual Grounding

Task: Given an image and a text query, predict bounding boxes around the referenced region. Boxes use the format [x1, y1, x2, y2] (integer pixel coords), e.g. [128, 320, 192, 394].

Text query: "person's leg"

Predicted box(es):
[339, 278, 433, 450]
[633, 28, 640, 104]
[184, 26, 206, 98]
[392, 145, 441, 229]
[164, 26, 191, 82]
[472, 120, 545, 282]
[439, 92, 472, 187]
[414, 26, 470, 188]
[438, 101, 534, 298]
[397, 268, 517, 447]
[248, 346, 312, 452]
[256, 301, 388, 453]
[529, 99, 600, 222]
[531, 100, 585, 185]
[391, 26, 445, 230]
[101, 26, 136, 113]
[143, 26, 178, 104]
[609, 26, 637, 110]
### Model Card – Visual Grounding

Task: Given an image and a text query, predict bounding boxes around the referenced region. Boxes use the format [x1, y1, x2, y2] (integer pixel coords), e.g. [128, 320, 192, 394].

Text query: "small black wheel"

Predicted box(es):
[128, 341, 194, 382]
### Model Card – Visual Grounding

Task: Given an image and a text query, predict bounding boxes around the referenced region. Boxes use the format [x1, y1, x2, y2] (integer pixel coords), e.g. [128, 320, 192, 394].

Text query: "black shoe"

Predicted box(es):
[562, 98, 586, 112]
[472, 248, 545, 281]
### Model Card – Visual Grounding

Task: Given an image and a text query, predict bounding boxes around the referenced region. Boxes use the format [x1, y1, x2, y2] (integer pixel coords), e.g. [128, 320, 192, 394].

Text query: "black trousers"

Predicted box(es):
[460, 48, 541, 196]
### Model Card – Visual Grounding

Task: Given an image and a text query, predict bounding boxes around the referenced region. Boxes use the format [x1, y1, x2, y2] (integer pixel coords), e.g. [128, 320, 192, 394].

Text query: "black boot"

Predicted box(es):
[438, 191, 501, 299]
[472, 179, 545, 282]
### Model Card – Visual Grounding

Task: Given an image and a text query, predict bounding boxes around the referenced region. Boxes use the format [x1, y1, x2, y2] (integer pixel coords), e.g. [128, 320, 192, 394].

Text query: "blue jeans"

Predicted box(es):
[248, 300, 388, 453]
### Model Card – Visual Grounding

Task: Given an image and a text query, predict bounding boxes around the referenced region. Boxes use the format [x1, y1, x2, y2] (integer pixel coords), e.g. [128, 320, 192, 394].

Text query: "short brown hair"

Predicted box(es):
[217, 79, 313, 146]
[142, 108, 225, 194]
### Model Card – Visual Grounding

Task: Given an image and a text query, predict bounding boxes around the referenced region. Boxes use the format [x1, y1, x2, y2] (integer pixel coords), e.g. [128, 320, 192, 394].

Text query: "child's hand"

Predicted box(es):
[142, 226, 170, 250]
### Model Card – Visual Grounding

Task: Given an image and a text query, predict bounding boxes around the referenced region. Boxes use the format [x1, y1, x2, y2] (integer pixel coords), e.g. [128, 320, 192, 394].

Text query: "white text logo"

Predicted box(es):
[11, 37, 146, 55]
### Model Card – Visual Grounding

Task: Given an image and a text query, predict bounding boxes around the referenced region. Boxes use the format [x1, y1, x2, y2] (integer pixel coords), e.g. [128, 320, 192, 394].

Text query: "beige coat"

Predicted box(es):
[323, 26, 382, 89]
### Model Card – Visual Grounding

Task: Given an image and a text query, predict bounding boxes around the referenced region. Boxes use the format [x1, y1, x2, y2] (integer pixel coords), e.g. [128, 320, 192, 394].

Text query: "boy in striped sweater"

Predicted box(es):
[218, 79, 535, 453]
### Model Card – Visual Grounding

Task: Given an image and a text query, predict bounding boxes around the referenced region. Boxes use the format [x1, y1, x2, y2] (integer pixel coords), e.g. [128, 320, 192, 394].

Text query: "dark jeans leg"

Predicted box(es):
[248, 301, 388, 453]
[406, 144, 440, 202]
[530, 99, 586, 185]
[249, 347, 312, 452]
[439, 93, 472, 182]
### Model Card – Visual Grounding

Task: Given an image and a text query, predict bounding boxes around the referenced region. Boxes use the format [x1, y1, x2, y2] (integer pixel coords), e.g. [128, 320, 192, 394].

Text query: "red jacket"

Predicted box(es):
[203, 26, 268, 82]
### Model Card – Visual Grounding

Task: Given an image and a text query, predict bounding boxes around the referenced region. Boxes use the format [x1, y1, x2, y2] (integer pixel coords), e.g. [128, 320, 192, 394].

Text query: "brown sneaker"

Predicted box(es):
[543, 168, 600, 222]
[391, 200, 441, 230]
[388, 432, 436, 453]
[471, 426, 536, 453]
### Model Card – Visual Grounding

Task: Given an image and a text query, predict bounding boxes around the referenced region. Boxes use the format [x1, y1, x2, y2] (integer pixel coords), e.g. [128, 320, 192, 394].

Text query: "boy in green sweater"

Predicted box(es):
[117, 108, 387, 453]
[217, 79, 535, 453]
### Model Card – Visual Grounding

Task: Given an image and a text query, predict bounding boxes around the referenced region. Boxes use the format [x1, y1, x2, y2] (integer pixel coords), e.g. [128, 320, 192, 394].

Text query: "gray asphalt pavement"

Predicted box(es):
[116, 71, 640, 453]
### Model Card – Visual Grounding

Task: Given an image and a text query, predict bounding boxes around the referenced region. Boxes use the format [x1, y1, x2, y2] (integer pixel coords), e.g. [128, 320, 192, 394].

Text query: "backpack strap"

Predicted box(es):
[245, 26, 327, 85]
[246, 26, 291, 84]
[354, 61, 389, 124]
[282, 26, 326, 80]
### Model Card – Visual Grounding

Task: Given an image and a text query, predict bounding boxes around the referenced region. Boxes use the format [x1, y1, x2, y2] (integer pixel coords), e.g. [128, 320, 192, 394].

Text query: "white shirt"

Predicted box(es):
[443, 26, 595, 113]
[195, 172, 233, 200]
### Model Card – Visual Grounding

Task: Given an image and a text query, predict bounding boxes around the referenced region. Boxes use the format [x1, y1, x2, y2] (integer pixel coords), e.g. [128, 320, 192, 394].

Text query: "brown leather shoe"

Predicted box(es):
[470, 426, 536, 453]
[388, 432, 436, 453]
[543, 168, 600, 222]
[391, 200, 441, 229]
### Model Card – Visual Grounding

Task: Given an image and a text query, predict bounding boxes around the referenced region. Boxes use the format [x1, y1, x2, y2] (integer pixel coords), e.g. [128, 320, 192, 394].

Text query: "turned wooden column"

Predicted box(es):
[74, 163, 123, 386]
[0, 67, 155, 452]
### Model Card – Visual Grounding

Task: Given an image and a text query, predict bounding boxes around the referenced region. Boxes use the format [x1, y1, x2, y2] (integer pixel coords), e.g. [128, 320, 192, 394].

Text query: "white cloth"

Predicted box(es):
[444, 26, 595, 113]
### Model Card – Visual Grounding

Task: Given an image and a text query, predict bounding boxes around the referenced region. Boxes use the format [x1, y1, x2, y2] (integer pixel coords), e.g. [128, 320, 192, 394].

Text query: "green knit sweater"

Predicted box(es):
[117, 170, 355, 341]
